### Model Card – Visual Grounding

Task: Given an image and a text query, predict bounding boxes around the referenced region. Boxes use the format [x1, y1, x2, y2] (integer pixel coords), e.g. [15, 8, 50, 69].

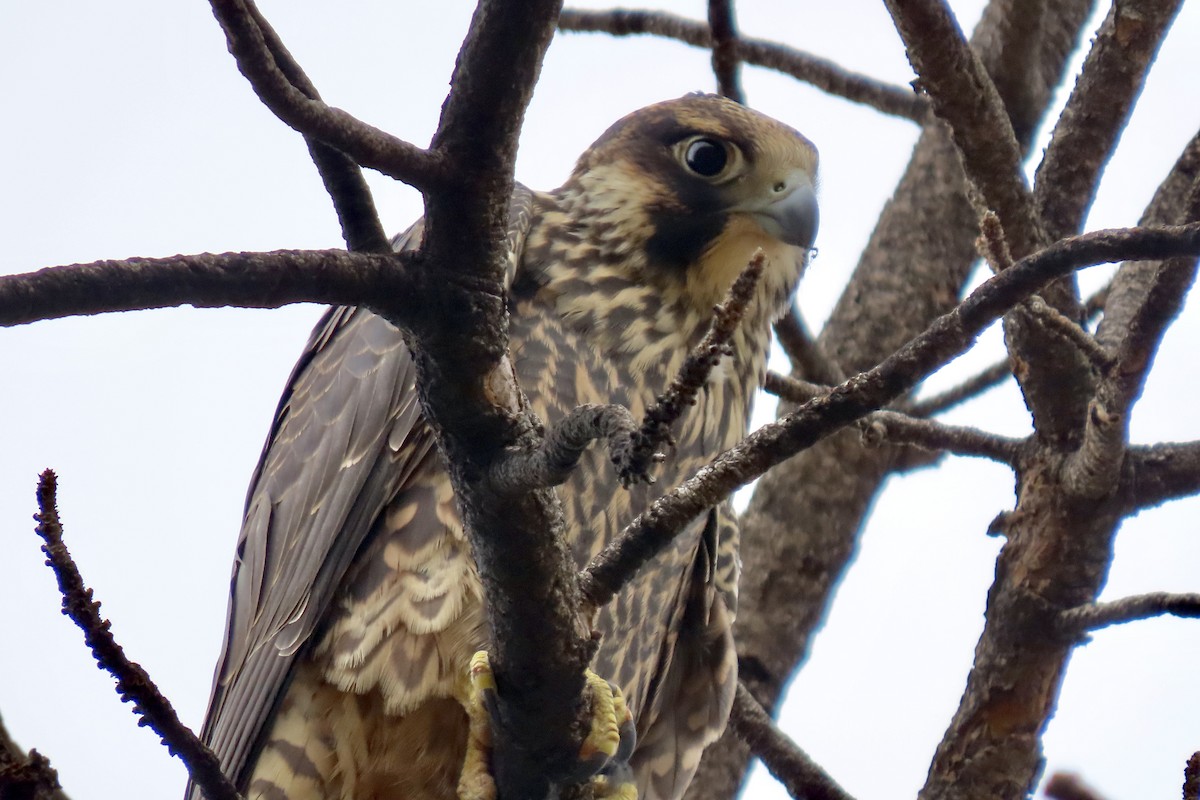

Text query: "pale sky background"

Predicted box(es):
[2, 2, 1198, 799]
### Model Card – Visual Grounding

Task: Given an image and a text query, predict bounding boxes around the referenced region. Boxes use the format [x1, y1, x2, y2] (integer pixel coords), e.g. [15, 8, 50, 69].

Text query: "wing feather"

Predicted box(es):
[187, 187, 533, 798]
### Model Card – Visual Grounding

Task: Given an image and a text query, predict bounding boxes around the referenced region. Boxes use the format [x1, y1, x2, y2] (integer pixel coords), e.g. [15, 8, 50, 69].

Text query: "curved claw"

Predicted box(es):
[458, 651, 638, 800]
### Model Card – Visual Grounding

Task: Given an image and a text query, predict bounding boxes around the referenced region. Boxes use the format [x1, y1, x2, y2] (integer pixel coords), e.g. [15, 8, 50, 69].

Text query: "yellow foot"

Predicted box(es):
[457, 651, 638, 800]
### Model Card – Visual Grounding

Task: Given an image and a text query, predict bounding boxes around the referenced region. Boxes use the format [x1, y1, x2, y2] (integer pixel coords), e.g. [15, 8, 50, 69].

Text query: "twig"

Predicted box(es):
[1033, 0, 1184, 241]
[773, 305, 845, 384]
[0, 250, 418, 330]
[1059, 592, 1200, 636]
[763, 371, 828, 405]
[1044, 772, 1111, 800]
[207, 0, 443, 188]
[768, 374, 1021, 464]
[239, 3, 390, 253]
[707, 0, 744, 103]
[907, 359, 1011, 417]
[861, 411, 1022, 465]
[33, 471, 241, 800]
[557, 8, 927, 121]
[728, 683, 856, 800]
[977, 210, 1014, 274]
[632, 253, 765, 472]
[486, 404, 642, 494]
[1185, 752, 1200, 800]
[578, 223, 1200, 608]
[1026, 297, 1115, 372]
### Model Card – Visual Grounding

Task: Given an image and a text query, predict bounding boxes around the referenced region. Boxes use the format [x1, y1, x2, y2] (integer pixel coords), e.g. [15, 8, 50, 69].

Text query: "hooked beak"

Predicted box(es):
[746, 172, 819, 250]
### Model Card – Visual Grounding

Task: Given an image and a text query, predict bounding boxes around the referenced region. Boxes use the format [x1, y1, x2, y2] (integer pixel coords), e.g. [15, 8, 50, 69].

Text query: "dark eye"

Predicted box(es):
[684, 138, 728, 177]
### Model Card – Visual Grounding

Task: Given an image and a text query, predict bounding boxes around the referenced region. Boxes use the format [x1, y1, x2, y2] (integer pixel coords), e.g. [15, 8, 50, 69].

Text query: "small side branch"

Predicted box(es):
[629, 253, 765, 479]
[33, 471, 241, 800]
[773, 305, 845, 385]
[768, 374, 1023, 464]
[861, 411, 1023, 465]
[707, 0, 744, 103]
[558, 8, 927, 121]
[207, 0, 443, 188]
[1059, 592, 1200, 636]
[728, 683, 856, 800]
[907, 359, 1011, 417]
[1026, 296, 1115, 373]
[239, 3, 390, 253]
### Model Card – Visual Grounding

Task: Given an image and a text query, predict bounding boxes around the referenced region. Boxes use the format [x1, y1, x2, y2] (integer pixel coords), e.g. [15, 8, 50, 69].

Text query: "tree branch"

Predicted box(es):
[557, 8, 927, 121]
[1059, 592, 1200, 635]
[237, 2, 391, 253]
[907, 359, 1012, 417]
[1033, 0, 1184, 242]
[707, 0, 744, 103]
[773, 305, 846, 384]
[207, 0, 444, 188]
[581, 223, 1200, 609]
[884, 0, 1042, 257]
[1122, 441, 1200, 512]
[728, 683, 856, 800]
[33, 471, 241, 800]
[0, 250, 417, 329]
[861, 411, 1023, 465]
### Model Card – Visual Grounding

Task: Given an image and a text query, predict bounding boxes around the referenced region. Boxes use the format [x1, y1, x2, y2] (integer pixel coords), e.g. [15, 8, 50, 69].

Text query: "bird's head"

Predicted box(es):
[563, 93, 819, 316]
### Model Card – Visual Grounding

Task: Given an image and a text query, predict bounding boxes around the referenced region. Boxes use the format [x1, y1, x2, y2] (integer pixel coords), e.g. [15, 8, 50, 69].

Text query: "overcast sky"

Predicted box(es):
[2, 2, 1199, 799]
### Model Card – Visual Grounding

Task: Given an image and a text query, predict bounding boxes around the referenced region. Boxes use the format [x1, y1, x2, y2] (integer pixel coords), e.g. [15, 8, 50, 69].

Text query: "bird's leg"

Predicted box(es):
[457, 650, 638, 800]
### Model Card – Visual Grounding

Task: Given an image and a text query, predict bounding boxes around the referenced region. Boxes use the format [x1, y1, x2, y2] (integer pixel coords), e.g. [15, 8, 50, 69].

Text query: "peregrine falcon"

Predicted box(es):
[190, 94, 818, 800]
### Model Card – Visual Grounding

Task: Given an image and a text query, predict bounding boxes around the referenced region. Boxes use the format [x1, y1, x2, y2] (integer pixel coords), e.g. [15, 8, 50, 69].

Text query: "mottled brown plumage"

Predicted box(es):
[190, 94, 817, 800]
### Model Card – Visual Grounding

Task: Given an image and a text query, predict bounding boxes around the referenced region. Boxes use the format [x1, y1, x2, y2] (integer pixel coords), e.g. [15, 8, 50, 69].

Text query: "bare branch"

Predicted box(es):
[764, 371, 829, 405]
[1122, 441, 1200, 512]
[238, 3, 390, 253]
[1059, 592, 1200, 635]
[728, 683, 856, 800]
[1026, 296, 1115, 372]
[707, 0, 744, 103]
[861, 411, 1023, 465]
[884, 0, 1042, 257]
[635, 253, 766, 464]
[1033, 0, 1184, 241]
[1185, 753, 1200, 800]
[769, 374, 1022, 464]
[1066, 149, 1200, 498]
[0, 250, 417, 329]
[581, 224, 1200, 609]
[558, 8, 927, 121]
[774, 305, 846, 384]
[907, 359, 1012, 417]
[33, 471, 241, 800]
[207, 0, 444, 188]
[1045, 772, 1112, 800]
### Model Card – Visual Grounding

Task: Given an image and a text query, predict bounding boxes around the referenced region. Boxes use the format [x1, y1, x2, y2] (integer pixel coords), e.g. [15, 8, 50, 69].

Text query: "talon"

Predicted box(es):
[459, 651, 498, 800]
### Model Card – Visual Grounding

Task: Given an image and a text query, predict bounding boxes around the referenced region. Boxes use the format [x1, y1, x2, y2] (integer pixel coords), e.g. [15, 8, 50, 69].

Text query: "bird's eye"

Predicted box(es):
[683, 138, 728, 177]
